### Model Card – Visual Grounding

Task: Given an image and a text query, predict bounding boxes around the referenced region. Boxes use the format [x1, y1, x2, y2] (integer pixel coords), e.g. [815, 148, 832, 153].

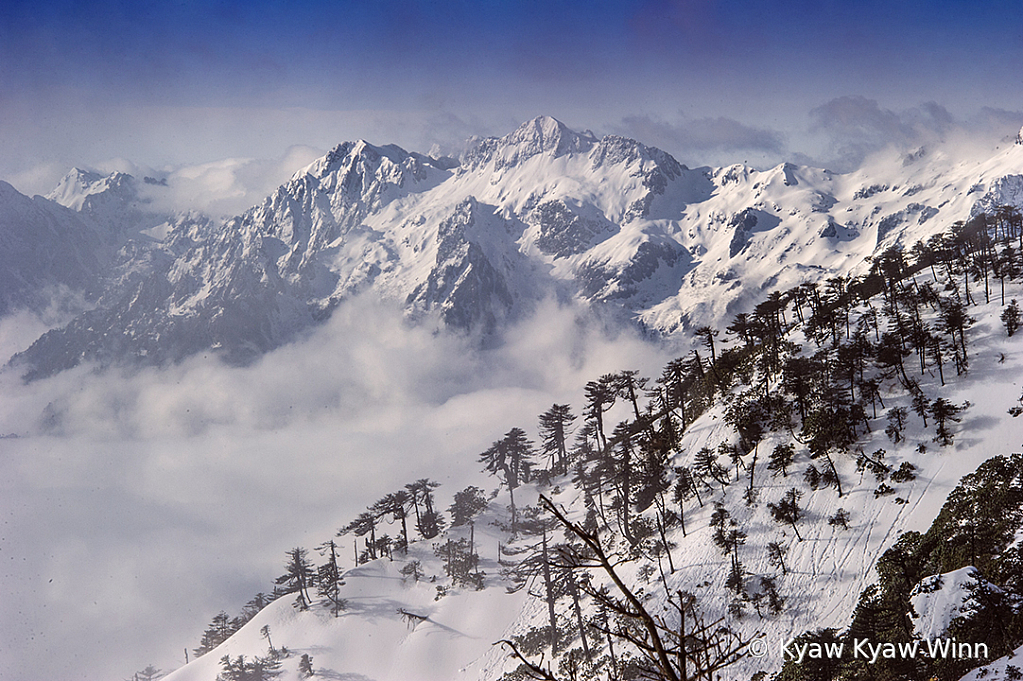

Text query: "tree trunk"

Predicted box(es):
[570, 578, 591, 661]
[541, 527, 558, 655]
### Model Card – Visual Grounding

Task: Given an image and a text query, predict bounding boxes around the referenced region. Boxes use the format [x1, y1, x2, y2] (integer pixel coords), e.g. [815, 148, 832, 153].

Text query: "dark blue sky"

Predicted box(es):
[2, 0, 1022, 192]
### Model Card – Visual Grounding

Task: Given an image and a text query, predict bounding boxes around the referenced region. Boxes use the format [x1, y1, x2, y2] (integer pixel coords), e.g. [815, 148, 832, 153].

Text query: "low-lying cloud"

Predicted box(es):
[97, 145, 326, 218]
[0, 293, 680, 681]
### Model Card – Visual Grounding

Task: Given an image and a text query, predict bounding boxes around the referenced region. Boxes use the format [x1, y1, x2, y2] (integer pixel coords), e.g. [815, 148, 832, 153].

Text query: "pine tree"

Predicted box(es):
[583, 376, 616, 454]
[692, 446, 729, 492]
[434, 537, 483, 589]
[372, 491, 412, 553]
[216, 654, 282, 681]
[501, 507, 573, 655]
[133, 665, 163, 681]
[241, 593, 272, 621]
[298, 654, 314, 679]
[448, 486, 488, 527]
[884, 406, 908, 443]
[406, 479, 444, 539]
[275, 547, 315, 610]
[316, 539, 346, 617]
[766, 541, 788, 575]
[656, 357, 692, 429]
[759, 575, 785, 615]
[803, 464, 821, 491]
[695, 325, 719, 364]
[613, 370, 649, 422]
[766, 443, 795, 478]
[400, 559, 424, 583]
[767, 488, 804, 541]
[939, 297, 974, 374]
[538, 404, 576, 476]
[930, 397, 964, 446]
[480, 428, 536, 531]
[1003, 299, 1021, 337]
[341, 511, 379, 563]
[828, 508, 851, 529]
[194, 611, 237, 657]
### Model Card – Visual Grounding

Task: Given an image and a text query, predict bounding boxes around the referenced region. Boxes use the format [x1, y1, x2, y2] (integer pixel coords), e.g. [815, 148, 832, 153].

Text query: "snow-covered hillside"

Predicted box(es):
[155, 239, 1023, 681]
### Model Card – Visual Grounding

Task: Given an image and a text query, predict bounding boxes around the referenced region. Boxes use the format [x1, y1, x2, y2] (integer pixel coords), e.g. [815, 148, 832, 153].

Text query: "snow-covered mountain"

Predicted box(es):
[7, 117, 1023, 380]
[6, 118, 1023, 681]
[0, 180, 105, 316]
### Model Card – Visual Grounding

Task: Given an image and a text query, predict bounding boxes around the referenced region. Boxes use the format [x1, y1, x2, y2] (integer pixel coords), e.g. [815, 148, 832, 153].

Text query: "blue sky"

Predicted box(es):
[2, 0, 1022, 194]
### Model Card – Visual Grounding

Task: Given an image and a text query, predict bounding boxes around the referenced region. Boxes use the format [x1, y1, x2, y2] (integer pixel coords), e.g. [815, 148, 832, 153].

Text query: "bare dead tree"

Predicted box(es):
[517, 494, 754, 681]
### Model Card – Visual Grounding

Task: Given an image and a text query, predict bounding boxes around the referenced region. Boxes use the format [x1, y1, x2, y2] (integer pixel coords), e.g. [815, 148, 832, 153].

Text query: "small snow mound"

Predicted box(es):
[910, 566, 995, 640]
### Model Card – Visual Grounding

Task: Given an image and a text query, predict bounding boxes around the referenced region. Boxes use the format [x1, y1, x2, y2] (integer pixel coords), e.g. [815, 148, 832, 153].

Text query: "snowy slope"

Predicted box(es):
[0, 180, 107, 315]
[162, 509, 533, 681]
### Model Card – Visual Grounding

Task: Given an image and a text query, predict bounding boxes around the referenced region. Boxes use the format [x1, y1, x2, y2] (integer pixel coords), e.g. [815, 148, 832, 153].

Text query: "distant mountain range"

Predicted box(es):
[4, 116, 1023, 379]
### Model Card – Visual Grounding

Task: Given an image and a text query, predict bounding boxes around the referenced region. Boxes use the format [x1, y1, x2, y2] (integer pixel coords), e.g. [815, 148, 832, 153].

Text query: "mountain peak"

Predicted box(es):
[46, 167, 139, 212]
[298, 140, 416, 181]
[462, 115, 597, 170]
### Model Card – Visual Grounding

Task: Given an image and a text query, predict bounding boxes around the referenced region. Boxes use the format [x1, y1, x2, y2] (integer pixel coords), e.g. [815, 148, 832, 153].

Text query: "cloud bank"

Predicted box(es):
[0, 294, 680, 681]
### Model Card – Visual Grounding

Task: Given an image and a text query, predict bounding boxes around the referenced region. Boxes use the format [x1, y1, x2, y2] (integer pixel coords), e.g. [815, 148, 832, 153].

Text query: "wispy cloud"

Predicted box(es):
[802, 96, 1021, 171]
[612, 113, 787, 167]
[617, 114, 785, 154]
[138, 145, 324, 217]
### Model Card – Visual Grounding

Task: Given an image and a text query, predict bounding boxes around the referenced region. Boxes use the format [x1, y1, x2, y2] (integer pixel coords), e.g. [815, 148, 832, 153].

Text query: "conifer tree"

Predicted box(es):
[316, 539, 346, 617]
[613, 370, 649, 422]
[1003, 299, 1021, 337]
[828, 508, 851, 530]
[766, 443, 795, 478]
[538, 404, 576, 476]
[480, 428, 536, 530]
[216, 654, 282, 681]
[448, 486, 488, 527]
[276, 547, 316, 610]
[656, 357, 692, 428]
[341, 511, 379, 563]
[930, 397, 964, 446]
[241, 593, 272, 622]
[759, 575, 786, 615]
[885, 407, 908, 443]
[298, 654, 314, 679]
[695, 325, 719, 364]
[766, 541, 788, 575]
[372, 491, 411, 553]
[133, 665, 163, 681]
[583, 375, 616, 453]
[502, 507, 573, 655]
[406, 479, 444, 539]
[692, 446, 729, 492]
[768, 488, 804, 541]
[194, 611, 237, 657]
